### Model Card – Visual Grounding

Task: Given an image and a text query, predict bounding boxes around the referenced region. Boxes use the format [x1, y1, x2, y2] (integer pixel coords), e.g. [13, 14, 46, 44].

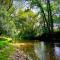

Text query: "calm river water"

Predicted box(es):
[19, 41, 60, 60]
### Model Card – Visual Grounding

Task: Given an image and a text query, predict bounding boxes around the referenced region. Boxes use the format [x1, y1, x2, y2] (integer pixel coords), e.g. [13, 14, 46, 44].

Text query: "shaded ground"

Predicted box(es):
[8, 49, 28, 60]
[12, 42, 40, 60]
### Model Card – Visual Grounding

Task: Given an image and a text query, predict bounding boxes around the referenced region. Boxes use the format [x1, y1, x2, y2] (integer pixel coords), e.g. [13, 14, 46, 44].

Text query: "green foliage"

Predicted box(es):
[0, 5, 17, 39]
[0, 37, 12, 42]
[0, 44, 15, 60]
[8, 6, 15, 14]
[0, 37, 15, 60]
[0, 37, 12, 49]
[0, 0, 60, 39]
[15, 9, 39, 39]
[0, 41, 8, 49]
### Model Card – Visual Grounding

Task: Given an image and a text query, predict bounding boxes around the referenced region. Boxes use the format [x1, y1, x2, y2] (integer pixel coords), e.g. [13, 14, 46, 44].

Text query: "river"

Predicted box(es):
[17, 41, 60, 60]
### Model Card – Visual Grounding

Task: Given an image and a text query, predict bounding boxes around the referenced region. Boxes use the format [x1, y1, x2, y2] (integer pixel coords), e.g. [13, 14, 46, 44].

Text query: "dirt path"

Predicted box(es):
[8, 42, 30, 60]
[8, 48, 28, 60]
[13, 49, 28, 60]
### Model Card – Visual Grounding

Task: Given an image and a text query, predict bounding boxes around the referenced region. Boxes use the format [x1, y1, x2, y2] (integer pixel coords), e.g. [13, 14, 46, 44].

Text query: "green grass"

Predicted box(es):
[0, 45, 15, 60]
[0, 41, 8, 49]
[0, 37, 15, 60]
[0, 37, 12, 42]
[0, 37, 12, 49]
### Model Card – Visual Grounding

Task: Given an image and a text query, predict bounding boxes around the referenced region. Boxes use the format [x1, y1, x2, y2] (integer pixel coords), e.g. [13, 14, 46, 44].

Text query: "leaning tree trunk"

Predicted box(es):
[36, 0, 49, 33]
[47, 0, 53, 33]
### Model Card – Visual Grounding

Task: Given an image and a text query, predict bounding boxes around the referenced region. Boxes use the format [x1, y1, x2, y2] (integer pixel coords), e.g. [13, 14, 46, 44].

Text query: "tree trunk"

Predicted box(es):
[47, 0, 53, 33]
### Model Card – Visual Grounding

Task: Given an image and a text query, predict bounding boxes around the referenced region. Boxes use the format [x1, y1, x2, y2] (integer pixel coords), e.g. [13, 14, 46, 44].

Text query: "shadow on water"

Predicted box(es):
[18, 41, 60, 60]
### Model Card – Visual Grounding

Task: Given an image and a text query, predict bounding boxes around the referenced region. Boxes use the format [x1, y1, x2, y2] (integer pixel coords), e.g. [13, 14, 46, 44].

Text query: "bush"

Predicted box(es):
[0, 37, 12, 42]
[0, 37, 12, 49]
[0, 41, 8, 49]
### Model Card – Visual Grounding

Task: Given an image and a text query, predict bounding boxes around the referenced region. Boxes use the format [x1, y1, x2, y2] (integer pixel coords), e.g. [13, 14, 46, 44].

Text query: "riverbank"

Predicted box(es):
[0, 36, 60, 60]
[0, 42, 29, 60]
[11, 41, 40, 60]
[36, 31, 60, 42]
[0, 37, 28, 60]
[8, 48, 28, 60]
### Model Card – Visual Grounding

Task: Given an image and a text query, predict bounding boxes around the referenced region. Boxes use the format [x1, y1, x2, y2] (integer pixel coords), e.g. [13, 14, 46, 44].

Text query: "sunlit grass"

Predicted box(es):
[0, 45, 15, 60]
[0, 37, 15, 60]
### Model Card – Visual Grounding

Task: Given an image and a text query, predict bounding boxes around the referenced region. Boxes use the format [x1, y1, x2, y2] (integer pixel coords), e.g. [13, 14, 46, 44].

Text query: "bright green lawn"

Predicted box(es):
[0, 37, 15, 60]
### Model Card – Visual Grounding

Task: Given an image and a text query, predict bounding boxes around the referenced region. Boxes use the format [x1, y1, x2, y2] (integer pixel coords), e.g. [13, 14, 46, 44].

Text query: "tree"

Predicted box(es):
[0, 0, 13, 10]
[47, 0, 53, 32]
[0, 1, 17, 39]
[28, 0, 60, 33]
[14, 9, 38, 39]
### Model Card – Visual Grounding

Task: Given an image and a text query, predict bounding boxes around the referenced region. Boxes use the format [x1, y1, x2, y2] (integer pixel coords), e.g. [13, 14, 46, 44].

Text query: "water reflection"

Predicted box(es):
[34, 42, 60, 60]
[34, 42, 45, 60]
[17, 41, 60, 60]
[45, 43, 56, 60]
[54, 43, 60, 60]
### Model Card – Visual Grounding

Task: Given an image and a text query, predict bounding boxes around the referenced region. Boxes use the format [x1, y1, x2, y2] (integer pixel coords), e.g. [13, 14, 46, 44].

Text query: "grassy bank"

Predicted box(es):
[0, 37, 15, 60]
